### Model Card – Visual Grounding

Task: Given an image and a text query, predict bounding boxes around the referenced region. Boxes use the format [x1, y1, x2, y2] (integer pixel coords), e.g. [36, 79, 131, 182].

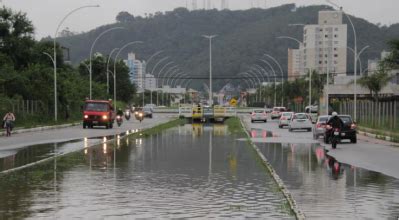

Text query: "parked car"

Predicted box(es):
[279, 112, 294, 128]
[251, 109, 268, 123]
[324, 115, 357, 144]
[271, 107, 286, 120]
[289, 113, 313, 132]
[313, 115, 330, 139]
[143, 106, 154, 118]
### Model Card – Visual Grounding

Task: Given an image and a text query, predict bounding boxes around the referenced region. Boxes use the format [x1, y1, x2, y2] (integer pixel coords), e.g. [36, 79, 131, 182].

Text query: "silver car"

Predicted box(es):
[251, 109, 267, 123]
[278, 112, 294, 128]
[313, 115, 330, 139]
[289, 113, 312, 132]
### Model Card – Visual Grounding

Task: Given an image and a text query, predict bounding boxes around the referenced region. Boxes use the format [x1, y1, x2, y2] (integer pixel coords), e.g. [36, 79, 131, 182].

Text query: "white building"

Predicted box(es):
[288, 48, 303, 81]
[302, 10, 347, 75]
[124, 53, 146, 91]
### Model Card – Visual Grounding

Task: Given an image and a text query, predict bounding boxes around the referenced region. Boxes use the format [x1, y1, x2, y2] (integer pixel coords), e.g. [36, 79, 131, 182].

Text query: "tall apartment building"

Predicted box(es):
[287, 48, 303, 81]
[125, 53, 144, 89]
[302, 11, 347, 75]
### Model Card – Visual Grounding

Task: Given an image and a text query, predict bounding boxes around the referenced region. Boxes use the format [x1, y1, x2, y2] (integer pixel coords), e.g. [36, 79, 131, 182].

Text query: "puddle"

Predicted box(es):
[0, 124, 292, 219]
[257, 142, 399, 219]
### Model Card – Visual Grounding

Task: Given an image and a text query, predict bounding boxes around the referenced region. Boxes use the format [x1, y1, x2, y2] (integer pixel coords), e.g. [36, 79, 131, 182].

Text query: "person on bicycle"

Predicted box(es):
[326, 112, 344, 140]
[3, 111, 15, 137]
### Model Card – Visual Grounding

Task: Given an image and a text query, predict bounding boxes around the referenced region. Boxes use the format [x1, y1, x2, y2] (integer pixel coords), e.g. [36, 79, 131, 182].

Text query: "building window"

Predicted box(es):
[325, 34, 328, 38]
[325, 54, 328, 57]
[334, 41, 339, 44]
[334, 34, 338, 38]
[334, 54, 338, 57]
[334, 28, 338, 31]
[325, 61, 328, 64]
[319, 41, 322, 45]
[319, 61, 322, 64]
[319, 54, 323, 58]
[334, 48, 337, 51]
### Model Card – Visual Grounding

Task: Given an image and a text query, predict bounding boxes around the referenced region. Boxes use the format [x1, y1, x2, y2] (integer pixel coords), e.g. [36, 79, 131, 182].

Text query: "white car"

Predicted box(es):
[289, 113, 312, 132]
[251, 109, 267, 123]
[271, 107, 286, 120]
[279, 112, 294, 128]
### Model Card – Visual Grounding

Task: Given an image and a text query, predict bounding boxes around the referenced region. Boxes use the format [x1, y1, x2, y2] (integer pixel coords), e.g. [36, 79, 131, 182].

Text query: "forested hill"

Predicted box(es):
[55, 4, 399, 89]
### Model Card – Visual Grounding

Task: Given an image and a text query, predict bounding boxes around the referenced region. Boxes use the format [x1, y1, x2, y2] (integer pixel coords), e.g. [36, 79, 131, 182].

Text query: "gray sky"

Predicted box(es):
[3, 0, 399, 39]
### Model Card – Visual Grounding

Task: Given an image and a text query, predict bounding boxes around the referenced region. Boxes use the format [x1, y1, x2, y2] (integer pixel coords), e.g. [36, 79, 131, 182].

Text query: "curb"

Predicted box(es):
[239, 117, 306, 220]
[0, 122, 81, 137]
[357, 128, 395, 143]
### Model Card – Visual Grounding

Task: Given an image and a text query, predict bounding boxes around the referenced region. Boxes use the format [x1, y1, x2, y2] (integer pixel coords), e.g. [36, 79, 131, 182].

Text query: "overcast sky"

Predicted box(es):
[3, 0, 399, 39]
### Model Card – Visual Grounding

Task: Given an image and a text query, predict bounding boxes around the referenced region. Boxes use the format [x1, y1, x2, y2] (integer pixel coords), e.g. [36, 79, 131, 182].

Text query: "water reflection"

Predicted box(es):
[0, 124, 292, 219]
[258, 143, 399, 219]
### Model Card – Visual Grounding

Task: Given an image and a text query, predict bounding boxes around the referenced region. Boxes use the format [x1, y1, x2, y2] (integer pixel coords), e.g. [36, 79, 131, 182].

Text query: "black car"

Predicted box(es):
[324, 115, 357, 144]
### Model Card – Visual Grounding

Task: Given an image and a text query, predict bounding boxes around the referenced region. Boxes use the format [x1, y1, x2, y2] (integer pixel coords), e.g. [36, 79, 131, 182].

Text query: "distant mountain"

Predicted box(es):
[56, 4, 399, 90]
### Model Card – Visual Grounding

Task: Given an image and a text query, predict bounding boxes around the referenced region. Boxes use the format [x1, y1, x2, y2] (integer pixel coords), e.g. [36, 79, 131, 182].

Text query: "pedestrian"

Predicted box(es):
[3, 111, 16, 137]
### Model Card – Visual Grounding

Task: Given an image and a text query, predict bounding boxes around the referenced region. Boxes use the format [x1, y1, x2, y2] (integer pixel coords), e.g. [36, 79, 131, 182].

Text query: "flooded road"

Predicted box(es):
[258, 142, 399, 219]
[0, 123, 292, 219]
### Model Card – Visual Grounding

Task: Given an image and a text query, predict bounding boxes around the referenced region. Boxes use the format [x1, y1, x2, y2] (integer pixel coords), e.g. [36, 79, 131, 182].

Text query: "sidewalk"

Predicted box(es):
[358, 126, 399, 144]
[0, 122, 81, 137]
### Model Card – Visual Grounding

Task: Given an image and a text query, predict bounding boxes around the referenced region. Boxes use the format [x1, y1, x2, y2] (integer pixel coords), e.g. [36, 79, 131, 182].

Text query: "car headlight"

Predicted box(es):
[139, 113, 143, 116]
[84, 115, 89, 119]
[135, 112, 138, 115]
[102, 115, 108, 120]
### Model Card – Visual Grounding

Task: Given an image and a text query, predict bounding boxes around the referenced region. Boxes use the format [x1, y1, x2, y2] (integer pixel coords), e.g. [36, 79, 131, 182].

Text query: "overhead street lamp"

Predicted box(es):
[52, 4, 100, 121]
[106, 48, 120, 95]
[258, 59, 278, 107]
[248, 68, 264, 102]
[263, 54, 285, 106]
[89, 27, 125, 99]
[243, 72, 261, 102]
[155, 62, 174, 106]
[252, 64, 272, 103]
[326, 0, 359, 120]
[113, 41, 144, 111]
[203, 34, 217, 106]
[149, 57, 170, 105]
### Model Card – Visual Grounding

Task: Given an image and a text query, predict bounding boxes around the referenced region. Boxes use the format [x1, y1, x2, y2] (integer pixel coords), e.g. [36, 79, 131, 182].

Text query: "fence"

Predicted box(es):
[0, 98, 47, 116]
[336, 99, 398, 131]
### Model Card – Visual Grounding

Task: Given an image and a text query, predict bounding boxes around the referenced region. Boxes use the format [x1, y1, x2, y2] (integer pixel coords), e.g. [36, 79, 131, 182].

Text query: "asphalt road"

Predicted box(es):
[241, 114, 399, 179]
[0, 114, 175, 152]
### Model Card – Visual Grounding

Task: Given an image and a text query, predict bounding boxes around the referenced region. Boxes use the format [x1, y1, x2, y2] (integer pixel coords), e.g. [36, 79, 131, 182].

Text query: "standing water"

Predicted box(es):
[0, 124, 293, 219]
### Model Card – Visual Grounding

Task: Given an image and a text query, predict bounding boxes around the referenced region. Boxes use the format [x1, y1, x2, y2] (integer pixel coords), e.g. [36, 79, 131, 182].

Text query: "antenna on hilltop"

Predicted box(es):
[221, 0, 229, 10]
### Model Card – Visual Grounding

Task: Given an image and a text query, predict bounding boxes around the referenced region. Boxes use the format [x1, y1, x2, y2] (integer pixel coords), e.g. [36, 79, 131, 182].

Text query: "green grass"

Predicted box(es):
[225, 117, 246, 135]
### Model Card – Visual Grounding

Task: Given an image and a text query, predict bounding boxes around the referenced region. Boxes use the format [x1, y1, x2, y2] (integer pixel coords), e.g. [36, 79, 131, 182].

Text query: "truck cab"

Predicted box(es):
[83, 100, 115, 129]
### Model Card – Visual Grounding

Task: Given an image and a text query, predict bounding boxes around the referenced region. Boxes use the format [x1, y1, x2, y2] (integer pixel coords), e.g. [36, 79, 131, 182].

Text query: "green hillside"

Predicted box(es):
[56, 4, 399, 90]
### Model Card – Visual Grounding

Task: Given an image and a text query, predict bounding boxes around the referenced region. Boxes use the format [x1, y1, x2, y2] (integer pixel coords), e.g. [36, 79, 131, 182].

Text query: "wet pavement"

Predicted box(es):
[0, 123, 292, 219]
[243, 116, 399, 219]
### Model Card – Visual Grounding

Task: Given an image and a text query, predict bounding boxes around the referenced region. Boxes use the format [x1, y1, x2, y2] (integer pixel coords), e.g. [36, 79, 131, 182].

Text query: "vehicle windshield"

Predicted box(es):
[318, 117, 329, 122]
[294, 114, 307, 120]
[282, 112, 292, 117]
[85, 103, 108, 112]
[254, 110, 264, 113]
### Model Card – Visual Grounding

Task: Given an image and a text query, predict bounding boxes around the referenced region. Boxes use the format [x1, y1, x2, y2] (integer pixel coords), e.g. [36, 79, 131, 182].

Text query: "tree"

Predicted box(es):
[116, 11, 135, 23]
[383, 39, 399, 69]
[358, 64, 392, 101]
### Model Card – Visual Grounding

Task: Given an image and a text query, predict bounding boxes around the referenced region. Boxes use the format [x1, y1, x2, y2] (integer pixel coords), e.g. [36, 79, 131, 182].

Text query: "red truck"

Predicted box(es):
[82, 100, 115, 129]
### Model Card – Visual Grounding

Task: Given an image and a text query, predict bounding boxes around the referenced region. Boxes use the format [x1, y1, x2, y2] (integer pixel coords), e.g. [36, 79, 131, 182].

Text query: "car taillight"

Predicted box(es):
[316, 123, 321, 128]
[251, 113, 256, 116]
[326, 125, 332, 130]
[351, 123, 357, 129]
[281, 117, 286, 120]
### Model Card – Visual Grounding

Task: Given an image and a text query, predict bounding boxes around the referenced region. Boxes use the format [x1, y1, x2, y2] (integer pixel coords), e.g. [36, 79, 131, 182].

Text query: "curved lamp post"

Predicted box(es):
[258, 59, 278, 107]
[52, 4, 100, 121]
[106, 48, 120, 95]
[263, 54, 285, 106]
[89, 27, 125, 99]
[113, 41, 144, 110]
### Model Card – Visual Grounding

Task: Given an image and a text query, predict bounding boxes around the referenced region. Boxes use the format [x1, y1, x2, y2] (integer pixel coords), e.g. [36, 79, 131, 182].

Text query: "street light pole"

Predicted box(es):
[150, 57, 169, 105]
[203, 35, 217, 106]
[263, 54, 285, 106]
[113, 41, 143, 111]
[326, 0, 358, 120]
[53, 4, 99, 121]
[89, 27, 125, 99]
[106, 48, 120, 95]
[259, 59, 278, 107]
